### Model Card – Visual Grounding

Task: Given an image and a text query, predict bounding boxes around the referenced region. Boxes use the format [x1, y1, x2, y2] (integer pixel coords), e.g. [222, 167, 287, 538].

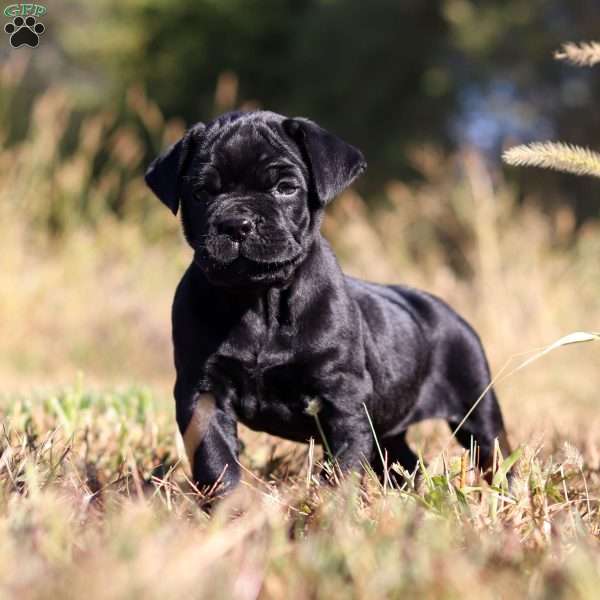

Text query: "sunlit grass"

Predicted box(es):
[0, 381, 600, 599]
[3, 55, 600, 597]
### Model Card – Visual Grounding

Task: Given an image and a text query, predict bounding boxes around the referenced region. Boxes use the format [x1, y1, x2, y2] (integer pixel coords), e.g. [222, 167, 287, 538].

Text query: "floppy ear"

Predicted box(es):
[144, 122, 205, 214]
[283, 117, 366, 205]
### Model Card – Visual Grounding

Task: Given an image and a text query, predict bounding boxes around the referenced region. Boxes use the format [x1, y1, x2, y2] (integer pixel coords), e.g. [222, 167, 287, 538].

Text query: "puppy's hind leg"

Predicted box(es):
[374, 431, 419, 485]
[447, 390, 511, 485]
[442, 329, 511, 484]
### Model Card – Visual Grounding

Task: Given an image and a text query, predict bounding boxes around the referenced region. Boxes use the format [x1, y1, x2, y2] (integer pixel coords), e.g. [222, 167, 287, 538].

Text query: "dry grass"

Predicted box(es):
[503, 142, 600, 179]
[1, 382, 600, 599]
[3, 157, 600, 600]
[555, 41, 600, 67]
[3, 61, 600, 598]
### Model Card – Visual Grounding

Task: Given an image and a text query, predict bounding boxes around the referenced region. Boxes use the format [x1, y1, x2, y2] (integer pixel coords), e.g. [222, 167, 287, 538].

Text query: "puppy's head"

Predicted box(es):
[145, 111, 366, 287]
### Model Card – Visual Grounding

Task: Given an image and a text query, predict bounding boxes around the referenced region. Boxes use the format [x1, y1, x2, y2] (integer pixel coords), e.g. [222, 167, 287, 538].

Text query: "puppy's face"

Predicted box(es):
[145, 111, 366, 288]
[182, 115, 310, 286]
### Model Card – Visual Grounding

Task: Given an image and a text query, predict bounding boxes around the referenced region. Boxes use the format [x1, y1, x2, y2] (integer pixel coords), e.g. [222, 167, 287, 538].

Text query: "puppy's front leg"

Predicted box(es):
[175, 384, 240, 495]
[321, 398, 374, 475]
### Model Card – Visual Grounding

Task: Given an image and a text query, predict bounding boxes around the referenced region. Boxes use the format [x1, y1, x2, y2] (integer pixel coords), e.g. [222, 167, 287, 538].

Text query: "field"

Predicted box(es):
[3, 86, 600, 599]
[0, 381, 599, 600]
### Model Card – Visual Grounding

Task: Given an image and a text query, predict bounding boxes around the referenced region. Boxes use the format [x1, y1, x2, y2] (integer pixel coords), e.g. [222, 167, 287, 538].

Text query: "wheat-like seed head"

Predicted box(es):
[503, 142, 600, 178]
[555, 41, 600, 67]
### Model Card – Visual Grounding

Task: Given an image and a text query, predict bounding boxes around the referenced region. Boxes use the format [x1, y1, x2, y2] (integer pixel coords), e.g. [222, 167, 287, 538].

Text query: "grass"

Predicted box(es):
[1, 380, 600, 599]
[4, 57, 600, 598]
[4, 164, 600, 600]
[4, 181, 600, 600]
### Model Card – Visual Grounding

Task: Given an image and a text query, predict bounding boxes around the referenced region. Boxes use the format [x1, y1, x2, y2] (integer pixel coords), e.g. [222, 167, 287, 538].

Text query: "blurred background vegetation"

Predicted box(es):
[3, 0, 600, 213]
[1, 0, 600, 408]
[3, 5, 600, 596]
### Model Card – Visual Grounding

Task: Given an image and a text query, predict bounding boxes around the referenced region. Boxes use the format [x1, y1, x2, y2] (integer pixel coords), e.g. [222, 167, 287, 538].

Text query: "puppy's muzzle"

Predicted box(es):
[215, 215, 255, 242]
[203, 213, 256, 264]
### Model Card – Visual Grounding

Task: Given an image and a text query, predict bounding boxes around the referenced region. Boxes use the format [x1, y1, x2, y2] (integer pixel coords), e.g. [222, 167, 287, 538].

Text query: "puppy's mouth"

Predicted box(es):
[193, 237, 304, 286]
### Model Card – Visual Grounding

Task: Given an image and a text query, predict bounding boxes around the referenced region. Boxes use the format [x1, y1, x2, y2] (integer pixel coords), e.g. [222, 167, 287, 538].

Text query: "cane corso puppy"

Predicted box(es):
[145, 110, 510, 494]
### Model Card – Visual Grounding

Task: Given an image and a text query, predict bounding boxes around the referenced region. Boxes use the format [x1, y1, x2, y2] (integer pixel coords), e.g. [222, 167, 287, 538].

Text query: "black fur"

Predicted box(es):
[145, 110, 509, 493]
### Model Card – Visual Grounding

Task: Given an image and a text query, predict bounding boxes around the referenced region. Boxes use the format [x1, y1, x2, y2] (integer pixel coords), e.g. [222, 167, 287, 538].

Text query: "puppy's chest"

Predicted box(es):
[211, 328, 317, 439]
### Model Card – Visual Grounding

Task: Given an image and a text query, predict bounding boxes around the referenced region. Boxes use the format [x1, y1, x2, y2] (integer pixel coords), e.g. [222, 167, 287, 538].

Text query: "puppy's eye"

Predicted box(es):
[193, 182, 220, 200]
[192, 167, 221, 199]
[192, 187, 207, 201]
[206, 181, 221, 195]
[275, 182, 298, 196]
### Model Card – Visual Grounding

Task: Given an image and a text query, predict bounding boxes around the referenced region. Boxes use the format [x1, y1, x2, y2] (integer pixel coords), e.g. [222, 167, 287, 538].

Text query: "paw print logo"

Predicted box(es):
[4, 16, 45, 48]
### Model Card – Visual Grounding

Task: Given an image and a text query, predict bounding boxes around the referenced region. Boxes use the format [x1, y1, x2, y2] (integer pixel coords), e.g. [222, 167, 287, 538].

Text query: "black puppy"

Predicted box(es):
[145, 110, 510, 493]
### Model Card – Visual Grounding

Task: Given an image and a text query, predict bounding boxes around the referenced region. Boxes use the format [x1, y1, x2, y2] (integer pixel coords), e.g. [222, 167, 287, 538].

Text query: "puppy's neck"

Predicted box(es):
[189, 235, 341, 321]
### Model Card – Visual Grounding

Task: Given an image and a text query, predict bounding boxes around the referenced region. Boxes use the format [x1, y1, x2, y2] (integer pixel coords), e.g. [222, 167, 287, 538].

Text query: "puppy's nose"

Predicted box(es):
[216, 216, 254, 241]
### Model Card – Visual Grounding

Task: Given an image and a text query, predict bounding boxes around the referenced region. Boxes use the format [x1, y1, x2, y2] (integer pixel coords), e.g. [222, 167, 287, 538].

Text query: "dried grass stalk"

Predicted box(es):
[503, 142, 600, 178]
[555, 41, 600, 67]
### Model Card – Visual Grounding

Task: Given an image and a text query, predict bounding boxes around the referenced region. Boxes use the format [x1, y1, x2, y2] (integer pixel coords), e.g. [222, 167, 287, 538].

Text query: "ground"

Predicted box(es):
[2, 131, 600, 598]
